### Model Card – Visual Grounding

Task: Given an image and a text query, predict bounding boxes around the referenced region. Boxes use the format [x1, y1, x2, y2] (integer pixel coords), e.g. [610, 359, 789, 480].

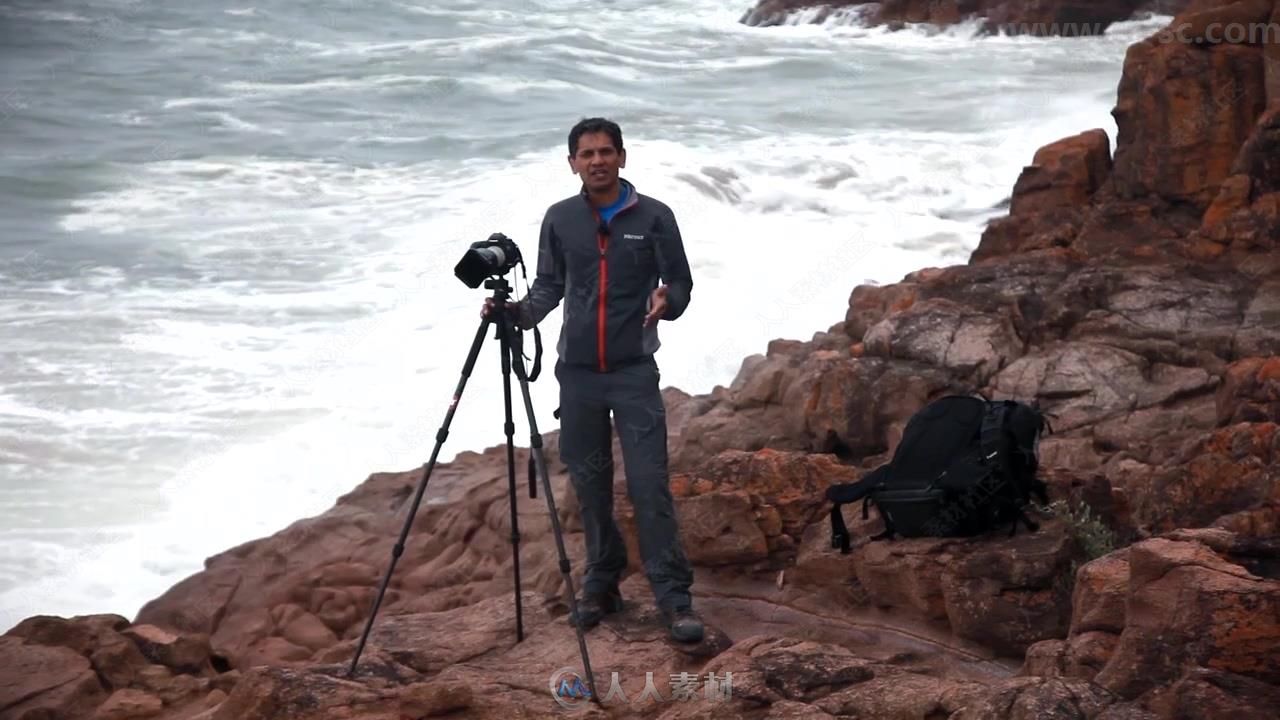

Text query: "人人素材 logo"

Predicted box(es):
[548, 666, 734, 709]
[549, 667, 592, 709]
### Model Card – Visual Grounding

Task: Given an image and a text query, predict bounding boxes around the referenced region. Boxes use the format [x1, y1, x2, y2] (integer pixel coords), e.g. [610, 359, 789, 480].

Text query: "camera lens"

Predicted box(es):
[455, 246, 501, 288]
[454, 235, 519, 288]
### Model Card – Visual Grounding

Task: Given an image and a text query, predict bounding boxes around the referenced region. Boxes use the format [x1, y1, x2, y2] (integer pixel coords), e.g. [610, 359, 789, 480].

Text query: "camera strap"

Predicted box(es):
[516, 259, 542, 382]
[528, 324, 542, 381]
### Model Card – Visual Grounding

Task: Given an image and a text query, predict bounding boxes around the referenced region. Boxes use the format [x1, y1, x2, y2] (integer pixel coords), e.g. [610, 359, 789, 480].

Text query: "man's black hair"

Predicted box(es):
[568, 117, 623, 157]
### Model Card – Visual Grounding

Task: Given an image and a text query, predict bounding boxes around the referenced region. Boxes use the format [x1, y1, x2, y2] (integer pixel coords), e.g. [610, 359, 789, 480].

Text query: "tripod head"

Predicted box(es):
[480, 276, 542, 383]
[484, 276, 514, 299]
[482, 277, 517, 330]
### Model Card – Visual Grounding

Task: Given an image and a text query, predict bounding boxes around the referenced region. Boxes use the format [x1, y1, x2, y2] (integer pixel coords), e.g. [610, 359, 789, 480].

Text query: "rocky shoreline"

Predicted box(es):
[739, 0, 1195, 33]
[4, 4, 1279, 719]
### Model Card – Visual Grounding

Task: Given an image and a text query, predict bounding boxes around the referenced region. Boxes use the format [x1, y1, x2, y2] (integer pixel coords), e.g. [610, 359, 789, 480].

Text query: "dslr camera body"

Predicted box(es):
[455, 233, 522, 288]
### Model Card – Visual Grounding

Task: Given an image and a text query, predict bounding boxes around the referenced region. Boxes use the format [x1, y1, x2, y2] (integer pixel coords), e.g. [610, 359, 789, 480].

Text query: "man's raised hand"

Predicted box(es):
[644, 286, 668, 327]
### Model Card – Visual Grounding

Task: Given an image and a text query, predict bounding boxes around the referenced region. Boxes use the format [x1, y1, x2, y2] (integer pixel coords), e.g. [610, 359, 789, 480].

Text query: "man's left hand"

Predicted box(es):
[644, 286, 668, 327]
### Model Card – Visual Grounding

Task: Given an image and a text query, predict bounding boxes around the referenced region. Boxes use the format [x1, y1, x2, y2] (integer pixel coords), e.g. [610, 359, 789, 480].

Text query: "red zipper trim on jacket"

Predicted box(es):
[584, 185, 637, 373]
[596, 215, 608, 372]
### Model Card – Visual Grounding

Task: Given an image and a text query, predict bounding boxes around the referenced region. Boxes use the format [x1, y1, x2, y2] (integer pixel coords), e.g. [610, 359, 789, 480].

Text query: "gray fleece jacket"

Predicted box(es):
[516, 178, 693, 372]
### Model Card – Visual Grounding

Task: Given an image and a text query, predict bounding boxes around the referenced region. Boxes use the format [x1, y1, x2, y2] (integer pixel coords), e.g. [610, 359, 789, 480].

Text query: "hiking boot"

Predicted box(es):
[662, 605, 704, 643]
[569, 587, 623, 629]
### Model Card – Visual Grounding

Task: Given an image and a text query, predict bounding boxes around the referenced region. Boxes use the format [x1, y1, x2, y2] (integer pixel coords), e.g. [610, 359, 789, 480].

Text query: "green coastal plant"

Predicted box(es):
[1036, 498, 1119, 598]
[1049, 498, 1119, 562]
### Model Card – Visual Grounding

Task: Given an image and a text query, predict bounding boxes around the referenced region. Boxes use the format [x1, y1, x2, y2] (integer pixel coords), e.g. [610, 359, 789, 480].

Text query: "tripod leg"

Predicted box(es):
[500, 321, 600, 705]
[498, 310, 525, 643]
[346, 316, 492, 678]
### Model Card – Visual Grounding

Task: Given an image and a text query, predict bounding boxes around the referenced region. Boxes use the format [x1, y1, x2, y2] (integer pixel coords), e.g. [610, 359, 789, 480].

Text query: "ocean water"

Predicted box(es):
[0, 0, 1172, 630]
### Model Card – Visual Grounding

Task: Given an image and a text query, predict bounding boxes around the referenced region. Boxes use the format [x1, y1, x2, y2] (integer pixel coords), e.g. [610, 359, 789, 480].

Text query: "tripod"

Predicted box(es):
[347, 276, 598, 703]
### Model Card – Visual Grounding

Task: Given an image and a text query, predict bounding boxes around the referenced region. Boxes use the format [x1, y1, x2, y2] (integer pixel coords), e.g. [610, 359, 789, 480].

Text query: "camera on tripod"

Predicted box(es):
[350, 230, 597, 700]
[455, 232, 522, 288]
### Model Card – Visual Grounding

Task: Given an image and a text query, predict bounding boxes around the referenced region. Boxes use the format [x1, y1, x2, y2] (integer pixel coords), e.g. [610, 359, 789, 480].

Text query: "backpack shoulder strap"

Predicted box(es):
[830, 504, 851, 554]
[826, 468, 889, 554]
[979, 400, 1010, 464]
[982, 400, 1051, 536]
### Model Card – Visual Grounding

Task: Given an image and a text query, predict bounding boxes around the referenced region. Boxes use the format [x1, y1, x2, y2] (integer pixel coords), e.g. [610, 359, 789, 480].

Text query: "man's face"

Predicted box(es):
[569, 131, 625, 193]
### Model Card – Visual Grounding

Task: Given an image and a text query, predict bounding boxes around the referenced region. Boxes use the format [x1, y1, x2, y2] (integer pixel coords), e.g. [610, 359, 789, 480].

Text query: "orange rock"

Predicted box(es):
[1201, 173, 1252, 228]
[0, 637, 107, 719]
[1162, 0, 1275, 46]
[1112, 37, 1269, 209]
[1094, 535, 1280, 699]
[1261, 358, 1280, 381]
[279, 612, 338, 652]
[848, 520, 1080, 657]
[844, 281, 919, 340]
[1188, 236, 1230, 259]
[1070, 550, 1130, 636]
[972, 207, 1085, 261]
[1021, 633, 1119, 681]
[677, 449, 860, 540]
[121, 624, 214, 675]
[1009, 129, 1112, 216]
[1218, 358, 1280, 423]
[1230, 105, 1280, 196]
[91, 689, 163, 720]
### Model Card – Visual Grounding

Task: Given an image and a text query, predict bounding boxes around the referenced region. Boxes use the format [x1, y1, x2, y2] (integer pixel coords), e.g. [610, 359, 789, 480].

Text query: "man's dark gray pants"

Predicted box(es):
[555, 358, 694, 612]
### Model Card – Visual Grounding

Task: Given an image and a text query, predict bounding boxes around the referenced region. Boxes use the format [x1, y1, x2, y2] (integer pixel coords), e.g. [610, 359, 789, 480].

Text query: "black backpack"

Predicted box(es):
[826, 395, 1050, 553]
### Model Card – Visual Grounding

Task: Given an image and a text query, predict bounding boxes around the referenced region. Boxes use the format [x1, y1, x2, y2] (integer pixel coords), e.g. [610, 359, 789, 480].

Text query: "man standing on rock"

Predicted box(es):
[482, 117, 703, 643]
